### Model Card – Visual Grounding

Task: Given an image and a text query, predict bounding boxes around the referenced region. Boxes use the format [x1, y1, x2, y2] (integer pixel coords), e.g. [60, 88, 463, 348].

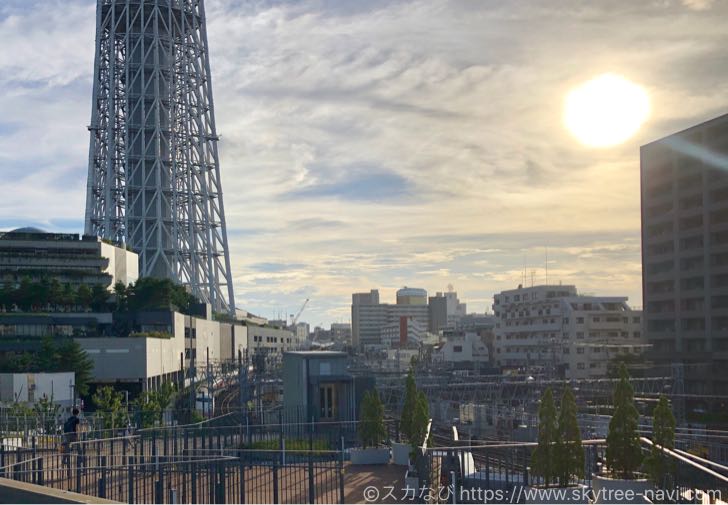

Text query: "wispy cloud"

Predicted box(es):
[1, 0, 727, 323]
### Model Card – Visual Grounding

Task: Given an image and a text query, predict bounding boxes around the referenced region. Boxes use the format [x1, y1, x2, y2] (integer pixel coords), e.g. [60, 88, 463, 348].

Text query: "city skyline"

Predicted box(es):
[2, 0, 728, 325]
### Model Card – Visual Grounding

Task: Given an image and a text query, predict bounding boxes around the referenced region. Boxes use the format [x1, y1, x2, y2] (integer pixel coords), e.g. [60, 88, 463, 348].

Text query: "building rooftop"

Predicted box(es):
[284, 351, 347, 358]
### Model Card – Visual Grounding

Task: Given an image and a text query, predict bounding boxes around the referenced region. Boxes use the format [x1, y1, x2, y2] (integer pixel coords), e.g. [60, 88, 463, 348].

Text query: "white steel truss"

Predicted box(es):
[85, 0, 235, 314]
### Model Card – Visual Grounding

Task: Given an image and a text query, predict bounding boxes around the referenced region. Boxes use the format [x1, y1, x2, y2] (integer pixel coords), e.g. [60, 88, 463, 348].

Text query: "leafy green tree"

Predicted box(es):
[34, 336, 60, 372]
[33, 394, 61, 434]
[113, 282, 128, 311]
[75, 284, 93, 308]
[57, 340, 94, 397]
[17, 277, 33, 311]
[61, 283, 75, 307]
[92, 386, 126, 431]
[152, 381, 177, 424]
[532, 387, 560, 486]
[556, 386, 584, 486]
[606, 364, 643, 479]
[400, 367, 417, 442]
[358, 389, 386, 448]
[133, 391, 159, 428]
[410, 391, 430, 450]
[90, 284, 109, 312]
[645, 395, 676, 486]
[49, 279, 63, 306]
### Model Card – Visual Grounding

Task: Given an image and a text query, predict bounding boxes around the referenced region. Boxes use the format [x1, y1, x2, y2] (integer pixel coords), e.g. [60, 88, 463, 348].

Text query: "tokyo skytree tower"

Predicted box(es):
[84, 0, 236, 314]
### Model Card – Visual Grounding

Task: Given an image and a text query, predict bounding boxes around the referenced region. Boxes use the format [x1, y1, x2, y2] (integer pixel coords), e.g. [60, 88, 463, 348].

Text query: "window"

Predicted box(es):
[577, 347, 585, 354]
[577, 317, 584, 324]
[453, 345, 463, 352]
[577, 363, 585, 370]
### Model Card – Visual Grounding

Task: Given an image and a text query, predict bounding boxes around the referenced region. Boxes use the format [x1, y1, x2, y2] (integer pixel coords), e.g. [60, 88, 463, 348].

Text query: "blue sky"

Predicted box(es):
[1, 0, 727, 325]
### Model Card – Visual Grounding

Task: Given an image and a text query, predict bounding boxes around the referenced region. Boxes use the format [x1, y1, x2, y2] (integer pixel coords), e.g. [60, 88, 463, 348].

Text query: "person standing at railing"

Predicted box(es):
[61, 407, 80, 466]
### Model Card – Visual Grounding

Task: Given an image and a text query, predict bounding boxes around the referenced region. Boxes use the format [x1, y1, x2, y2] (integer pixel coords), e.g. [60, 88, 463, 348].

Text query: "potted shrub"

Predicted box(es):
[393, 368, 417, 465]
[594, 365, 650, 503]
[644, 395, 676, 489]
[404, 391, 430, 489]
[350, 390, 390, 465]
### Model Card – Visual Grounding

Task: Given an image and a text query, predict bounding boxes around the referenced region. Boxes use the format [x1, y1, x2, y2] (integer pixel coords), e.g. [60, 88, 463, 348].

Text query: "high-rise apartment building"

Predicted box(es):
[493, 285, 644, 379]
[351, 290, 384, 348]
[641, 113, 728, 395]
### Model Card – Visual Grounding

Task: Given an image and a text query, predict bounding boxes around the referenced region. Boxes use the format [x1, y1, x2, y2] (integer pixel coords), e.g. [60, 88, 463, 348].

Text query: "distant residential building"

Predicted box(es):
[330, 323, 351, 343]
[428, 290, 467, 332]
[380, 316, 429, 348]
[248, 324, 299, 358]
[295, 322, 310, 341]
[493, 285, 644, 379]
[434, 332, 489, 367]
[351, 289, 384, 348]
[0, 228, 138, 290]
[641, 113, 728, 395]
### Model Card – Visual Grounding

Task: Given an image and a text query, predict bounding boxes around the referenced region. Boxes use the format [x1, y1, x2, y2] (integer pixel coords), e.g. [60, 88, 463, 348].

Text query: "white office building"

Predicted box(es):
[493, 285, 645, 379]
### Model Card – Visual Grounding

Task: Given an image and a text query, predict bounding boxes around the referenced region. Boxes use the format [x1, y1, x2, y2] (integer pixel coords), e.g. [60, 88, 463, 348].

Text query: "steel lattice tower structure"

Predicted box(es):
[84, 0, 236, 314]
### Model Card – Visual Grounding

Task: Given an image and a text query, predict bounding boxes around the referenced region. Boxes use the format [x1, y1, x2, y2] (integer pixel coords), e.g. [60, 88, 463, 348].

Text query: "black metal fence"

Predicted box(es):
[412, 437, 728, 504]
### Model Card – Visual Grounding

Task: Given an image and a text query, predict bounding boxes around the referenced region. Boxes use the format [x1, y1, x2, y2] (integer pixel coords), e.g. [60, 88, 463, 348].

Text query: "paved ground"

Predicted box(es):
[344, 463, 406, 504]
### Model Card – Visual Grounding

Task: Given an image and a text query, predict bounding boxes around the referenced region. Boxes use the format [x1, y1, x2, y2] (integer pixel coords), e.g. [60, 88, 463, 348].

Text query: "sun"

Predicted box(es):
[564, 73, 650, 148]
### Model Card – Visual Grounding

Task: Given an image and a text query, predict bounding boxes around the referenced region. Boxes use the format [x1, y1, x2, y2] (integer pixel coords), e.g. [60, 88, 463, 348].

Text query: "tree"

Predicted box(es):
[57, 339, 94, 397]
[75, 284, 93, 308]
[400, 367, 417, 442]
[556, 386, 584, 487]
[133, 391, 159, 428]
[113, 282, 128, 311]
[152, 381, 176, 424]
[645, 395, 676, 487]
[606, 364, 643, 479]
[34, 394, 61, 434]
[358, 390, 386, 448]
[90, 284, 109, 312]
[92, 386, 126, 431]
[410, 391, 430, 450]
[531, 387, 560, 486]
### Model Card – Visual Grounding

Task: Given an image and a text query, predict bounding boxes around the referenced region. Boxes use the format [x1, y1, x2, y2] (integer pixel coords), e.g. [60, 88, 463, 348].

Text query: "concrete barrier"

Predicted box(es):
[0, 477, 120, 504]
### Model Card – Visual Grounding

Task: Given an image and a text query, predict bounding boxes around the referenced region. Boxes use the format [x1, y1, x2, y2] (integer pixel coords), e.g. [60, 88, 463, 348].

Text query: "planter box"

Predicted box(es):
[404, 468, 419, 490]
[350, 447, 390, 465]
[392, 442, 412, 466]
[592, 475, 652, 504]
[524, 484, 588, 504]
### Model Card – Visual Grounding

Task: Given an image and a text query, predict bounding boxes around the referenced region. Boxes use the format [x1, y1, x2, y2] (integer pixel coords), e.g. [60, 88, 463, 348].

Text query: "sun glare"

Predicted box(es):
[564, 73, 650, 148]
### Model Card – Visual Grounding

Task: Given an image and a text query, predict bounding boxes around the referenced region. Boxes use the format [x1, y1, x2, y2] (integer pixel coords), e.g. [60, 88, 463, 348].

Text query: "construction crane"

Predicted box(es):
[289, 298, 310, 327]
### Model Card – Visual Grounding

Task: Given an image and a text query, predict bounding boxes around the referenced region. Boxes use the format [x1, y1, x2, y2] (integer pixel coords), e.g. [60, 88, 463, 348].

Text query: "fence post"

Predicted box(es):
[99, 455, 107, 499]
[37, 457, 44, 486]
[0, 443, 5, 477]
[339, 436, 345, 505]
[191, 459, 197, 504]
[523, 446, 529, 486]
[75, 449, 82, 493]
[31, 436, 36, 484]
[216, 460, 225, 503]
[128, 455, 135, 504]
[239, 452, 246, 504]
[273, 460, 279, 504]
[155, 463, 164, 505]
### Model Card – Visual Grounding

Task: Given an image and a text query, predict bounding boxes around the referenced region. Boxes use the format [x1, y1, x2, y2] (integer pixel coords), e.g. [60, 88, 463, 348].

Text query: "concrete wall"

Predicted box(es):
[100, 242, 139, 287]
[0, 477, 119, 504]
[0, 373, 74, 404]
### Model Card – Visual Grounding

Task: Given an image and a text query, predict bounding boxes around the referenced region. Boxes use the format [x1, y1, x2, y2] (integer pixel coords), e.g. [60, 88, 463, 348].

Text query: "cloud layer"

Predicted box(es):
[1, 0, 727, 324]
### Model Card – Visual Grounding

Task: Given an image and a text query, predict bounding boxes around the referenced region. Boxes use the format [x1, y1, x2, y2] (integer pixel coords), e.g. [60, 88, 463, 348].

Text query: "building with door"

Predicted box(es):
[282, 351, 355, 422]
